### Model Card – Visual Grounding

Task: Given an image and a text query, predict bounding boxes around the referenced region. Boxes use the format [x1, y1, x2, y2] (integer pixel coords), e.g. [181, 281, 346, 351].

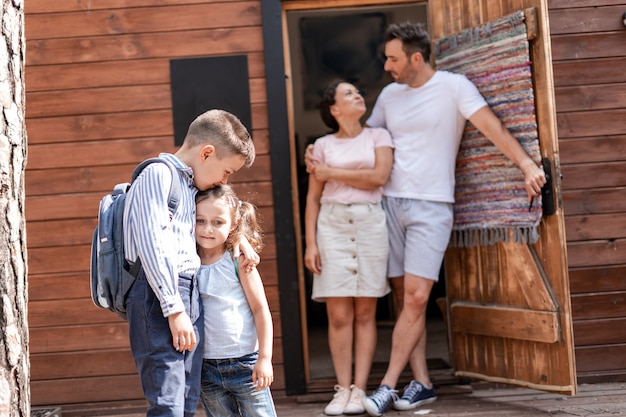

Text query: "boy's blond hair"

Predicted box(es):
[184, 109, 255, 168]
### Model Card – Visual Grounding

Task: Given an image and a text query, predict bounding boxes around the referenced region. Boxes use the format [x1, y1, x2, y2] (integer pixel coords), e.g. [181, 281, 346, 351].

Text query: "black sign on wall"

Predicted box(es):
[170, 55, 252, 146]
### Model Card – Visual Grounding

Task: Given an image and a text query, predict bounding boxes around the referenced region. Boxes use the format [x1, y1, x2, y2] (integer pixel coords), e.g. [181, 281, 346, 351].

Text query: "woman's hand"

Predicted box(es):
[311, 164, 333, 182]
[304, 245, 321, 274]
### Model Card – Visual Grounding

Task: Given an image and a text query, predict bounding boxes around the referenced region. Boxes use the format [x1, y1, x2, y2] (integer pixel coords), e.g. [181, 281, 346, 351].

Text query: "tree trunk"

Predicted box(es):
[0, 0, 29, 416]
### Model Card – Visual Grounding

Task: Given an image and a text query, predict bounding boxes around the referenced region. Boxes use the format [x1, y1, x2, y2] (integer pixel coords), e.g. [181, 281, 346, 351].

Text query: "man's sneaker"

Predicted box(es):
[344, 385, 365, 415]
[393, 380, 437, 410]
[362, 384, 398, 416]
[324, 385, 351, 416]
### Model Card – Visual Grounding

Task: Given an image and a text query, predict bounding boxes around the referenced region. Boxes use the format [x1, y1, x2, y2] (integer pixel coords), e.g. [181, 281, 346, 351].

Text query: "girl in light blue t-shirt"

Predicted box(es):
[195, 184, 276, 417]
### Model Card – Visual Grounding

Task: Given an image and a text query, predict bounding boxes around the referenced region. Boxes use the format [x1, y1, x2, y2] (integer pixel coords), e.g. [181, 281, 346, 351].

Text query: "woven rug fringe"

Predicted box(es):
[450, 226, 539, 248]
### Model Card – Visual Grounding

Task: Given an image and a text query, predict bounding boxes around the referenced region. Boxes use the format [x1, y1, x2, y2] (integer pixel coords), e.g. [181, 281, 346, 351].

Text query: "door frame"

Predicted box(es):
[261, 0, 576, 396]
[262, 0, 422, 395]
[261, 0, 306, 395]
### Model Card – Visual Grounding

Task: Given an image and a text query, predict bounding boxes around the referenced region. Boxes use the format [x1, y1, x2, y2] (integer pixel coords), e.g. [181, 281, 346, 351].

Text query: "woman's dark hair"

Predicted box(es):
[319, 79, 345, 133]
[385, 21, 431, 62]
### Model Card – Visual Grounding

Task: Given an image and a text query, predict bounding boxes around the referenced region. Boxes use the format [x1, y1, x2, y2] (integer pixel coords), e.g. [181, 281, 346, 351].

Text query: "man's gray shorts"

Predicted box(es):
[383, 196, 453, 281]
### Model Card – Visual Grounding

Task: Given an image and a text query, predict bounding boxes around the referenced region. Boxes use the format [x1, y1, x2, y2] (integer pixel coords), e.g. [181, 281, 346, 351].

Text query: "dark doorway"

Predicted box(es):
[284, 3, 448, 388]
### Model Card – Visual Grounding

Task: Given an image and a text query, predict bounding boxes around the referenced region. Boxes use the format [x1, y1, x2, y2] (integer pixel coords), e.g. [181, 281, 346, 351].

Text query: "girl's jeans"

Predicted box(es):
[200, 352, 277, 417]
[127, 273, 203, 417]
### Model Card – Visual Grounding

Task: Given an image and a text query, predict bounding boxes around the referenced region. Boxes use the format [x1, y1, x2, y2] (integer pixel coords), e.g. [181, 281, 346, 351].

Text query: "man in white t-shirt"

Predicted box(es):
[357, 22, 547, 416]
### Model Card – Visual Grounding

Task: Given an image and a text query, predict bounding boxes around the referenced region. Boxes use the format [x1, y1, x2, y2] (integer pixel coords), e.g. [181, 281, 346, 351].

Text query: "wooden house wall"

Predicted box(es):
[23, 0, 284, 406]
[549, 0, 626, 378]
[22, 0, 626, 409]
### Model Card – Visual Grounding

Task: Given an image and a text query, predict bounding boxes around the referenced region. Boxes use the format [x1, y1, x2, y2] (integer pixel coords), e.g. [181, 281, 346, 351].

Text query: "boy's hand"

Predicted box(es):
[167, 311, 196, 352]
[233, 236, 260, 272]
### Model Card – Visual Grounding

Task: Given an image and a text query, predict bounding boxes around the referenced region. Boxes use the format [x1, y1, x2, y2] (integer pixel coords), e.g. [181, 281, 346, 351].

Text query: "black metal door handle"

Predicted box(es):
[541, 157, 555, 216]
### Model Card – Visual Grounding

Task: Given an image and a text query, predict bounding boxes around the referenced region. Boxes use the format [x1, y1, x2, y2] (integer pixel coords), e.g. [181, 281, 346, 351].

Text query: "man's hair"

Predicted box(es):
[319, 79, 345, 133]
[183, 109, 255, 168]
[385, 21, 431, 63]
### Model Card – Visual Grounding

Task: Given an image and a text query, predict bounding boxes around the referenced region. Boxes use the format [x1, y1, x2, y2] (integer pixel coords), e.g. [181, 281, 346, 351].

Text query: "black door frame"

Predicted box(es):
[261, 0, 307, 395]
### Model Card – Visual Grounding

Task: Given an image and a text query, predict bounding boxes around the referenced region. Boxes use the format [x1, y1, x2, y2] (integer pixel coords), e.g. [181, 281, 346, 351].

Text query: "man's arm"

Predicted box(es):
[469, 106, 546, 199]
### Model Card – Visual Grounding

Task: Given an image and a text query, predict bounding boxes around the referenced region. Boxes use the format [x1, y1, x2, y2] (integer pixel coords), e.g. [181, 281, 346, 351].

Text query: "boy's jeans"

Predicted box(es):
[200, 352, 277, 417]
[127, 273, 203, 417]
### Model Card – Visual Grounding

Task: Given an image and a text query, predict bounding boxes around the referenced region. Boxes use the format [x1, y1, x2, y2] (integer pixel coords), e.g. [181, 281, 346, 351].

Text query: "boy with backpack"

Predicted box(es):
[122, 109, 256, 417]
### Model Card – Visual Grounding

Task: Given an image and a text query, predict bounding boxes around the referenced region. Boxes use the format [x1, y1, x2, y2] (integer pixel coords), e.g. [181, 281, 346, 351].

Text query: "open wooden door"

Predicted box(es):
[429, 0, 577, 395]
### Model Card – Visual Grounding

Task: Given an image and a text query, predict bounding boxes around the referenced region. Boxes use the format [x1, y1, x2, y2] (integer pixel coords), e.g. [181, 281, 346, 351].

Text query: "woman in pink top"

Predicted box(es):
[304, 80, 394, 416]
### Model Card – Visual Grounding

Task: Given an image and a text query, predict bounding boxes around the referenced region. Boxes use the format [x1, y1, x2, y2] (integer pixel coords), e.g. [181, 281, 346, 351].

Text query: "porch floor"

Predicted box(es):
[53, 382, 626, 416]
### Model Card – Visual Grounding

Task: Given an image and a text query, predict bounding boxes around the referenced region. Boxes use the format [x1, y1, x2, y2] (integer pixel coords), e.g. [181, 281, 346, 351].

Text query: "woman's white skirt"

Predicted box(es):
[311, 202, 391, 302]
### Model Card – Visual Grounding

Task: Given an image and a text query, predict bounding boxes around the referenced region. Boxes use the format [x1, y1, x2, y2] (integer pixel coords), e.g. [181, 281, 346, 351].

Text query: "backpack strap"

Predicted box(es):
[129, 157, 183, 276]
[131, 157, 182, 218]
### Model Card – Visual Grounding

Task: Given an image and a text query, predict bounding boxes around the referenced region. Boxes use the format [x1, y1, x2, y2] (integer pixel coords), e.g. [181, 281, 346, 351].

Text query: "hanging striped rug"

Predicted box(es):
[434, 10, 543, 247]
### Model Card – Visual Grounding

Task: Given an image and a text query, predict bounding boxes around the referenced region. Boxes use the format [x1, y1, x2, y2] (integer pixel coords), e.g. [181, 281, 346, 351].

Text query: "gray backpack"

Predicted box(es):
[90, 158, 181, 320]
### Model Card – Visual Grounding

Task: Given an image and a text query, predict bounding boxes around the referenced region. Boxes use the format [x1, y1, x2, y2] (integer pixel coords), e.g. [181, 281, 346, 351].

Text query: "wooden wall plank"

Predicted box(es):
[31, 375, 144, 406]
[26, 53, 266, 92]
[29, 272, 90, 301]
[26, 111, 175, 144]
[571, 292, 626, 320]
[559, 136, 626, 164]
[549, 0, 626, 8]
[576, 344, 626, 373]
[555, 84, 626, 113]
[25, 0, 240, 14]
[26, 194, 102, 221]
[565, 214, 626, 241]
[27, 219, 96, 247]
[573, 318, 626, 346]
[29, 299, 127, 327]
[29, 323, 128, 353]
[569, 265, 626, 294]
[27, 138, 177, 170]
[25, 105, 270, 145]
[551, 32, 626, 61]
[30, 350, 136, 380]
[549, 5, 626, 34]
[562, 188, 626, 216]
[26, 3, 261, 40]
[567, 240, 626, 268]
[557, 109, 626, 139]
[553, 58, 626, 87]
[27, 80, 266, 118]
[26, 27, 264, 66]
[560, 161, 626, 189]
